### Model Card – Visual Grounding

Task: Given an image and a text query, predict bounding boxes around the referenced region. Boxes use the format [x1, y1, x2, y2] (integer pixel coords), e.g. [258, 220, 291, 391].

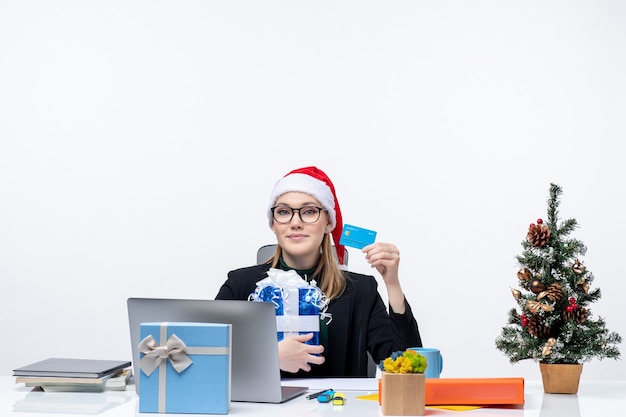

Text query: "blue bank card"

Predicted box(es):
[339, 224, 377, 249]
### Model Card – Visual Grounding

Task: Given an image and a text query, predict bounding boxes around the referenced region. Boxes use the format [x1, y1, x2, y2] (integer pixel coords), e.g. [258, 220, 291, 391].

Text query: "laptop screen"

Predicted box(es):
[126, 298, 307, 403]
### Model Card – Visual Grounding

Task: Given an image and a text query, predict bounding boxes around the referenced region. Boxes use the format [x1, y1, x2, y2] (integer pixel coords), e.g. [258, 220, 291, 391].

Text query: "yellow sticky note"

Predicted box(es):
[355, 393, 484, 412]
[430, 405, 484, 411]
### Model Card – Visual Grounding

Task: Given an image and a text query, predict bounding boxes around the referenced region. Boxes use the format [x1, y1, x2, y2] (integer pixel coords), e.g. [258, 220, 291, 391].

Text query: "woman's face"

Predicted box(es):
[271, 191, 331, 269]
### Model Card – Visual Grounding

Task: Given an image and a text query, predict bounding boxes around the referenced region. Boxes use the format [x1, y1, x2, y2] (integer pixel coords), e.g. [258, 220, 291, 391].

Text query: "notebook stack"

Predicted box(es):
[13, 358, 132, 392]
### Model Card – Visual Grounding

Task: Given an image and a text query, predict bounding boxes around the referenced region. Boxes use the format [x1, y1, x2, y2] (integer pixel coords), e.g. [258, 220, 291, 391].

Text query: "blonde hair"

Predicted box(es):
[270, 233, 346, 301]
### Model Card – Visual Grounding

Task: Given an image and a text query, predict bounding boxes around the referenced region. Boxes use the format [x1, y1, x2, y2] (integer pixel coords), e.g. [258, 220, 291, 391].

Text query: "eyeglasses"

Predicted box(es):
[271, 205, 326, 224]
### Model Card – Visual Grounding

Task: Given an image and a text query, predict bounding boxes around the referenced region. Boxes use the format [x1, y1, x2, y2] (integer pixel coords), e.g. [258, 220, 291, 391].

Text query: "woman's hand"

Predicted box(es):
[363, 242, 406, 314]
[363, 242, 400, 283]
[278, 333, 325, 373]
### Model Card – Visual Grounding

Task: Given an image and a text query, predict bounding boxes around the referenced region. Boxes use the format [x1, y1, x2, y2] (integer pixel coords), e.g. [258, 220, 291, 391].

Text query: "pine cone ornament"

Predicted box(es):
[527, 223, 551, 247]
[563, 306, 589, 324]
[537, 283, 565, 302]
[527, 315, 550, 338]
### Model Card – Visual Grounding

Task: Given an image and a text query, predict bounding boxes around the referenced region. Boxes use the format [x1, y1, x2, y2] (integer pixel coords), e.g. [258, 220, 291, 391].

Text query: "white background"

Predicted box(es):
[1, 1, 624, 381]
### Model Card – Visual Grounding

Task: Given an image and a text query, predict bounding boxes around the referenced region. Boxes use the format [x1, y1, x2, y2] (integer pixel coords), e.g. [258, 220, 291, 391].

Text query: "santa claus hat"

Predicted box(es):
[268, 166, 345, 265]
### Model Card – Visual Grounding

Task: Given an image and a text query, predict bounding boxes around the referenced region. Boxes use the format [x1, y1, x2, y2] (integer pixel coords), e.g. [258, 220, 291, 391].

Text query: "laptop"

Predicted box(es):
[127, 297, 308, 403]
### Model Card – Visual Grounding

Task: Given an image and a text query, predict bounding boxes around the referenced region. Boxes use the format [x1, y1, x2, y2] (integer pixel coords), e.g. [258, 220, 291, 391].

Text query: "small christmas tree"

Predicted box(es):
[495, 183, 621, 364]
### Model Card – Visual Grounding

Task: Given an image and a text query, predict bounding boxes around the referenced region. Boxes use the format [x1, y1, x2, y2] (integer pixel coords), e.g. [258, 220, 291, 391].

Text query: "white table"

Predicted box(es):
[2, 376, 625, 416]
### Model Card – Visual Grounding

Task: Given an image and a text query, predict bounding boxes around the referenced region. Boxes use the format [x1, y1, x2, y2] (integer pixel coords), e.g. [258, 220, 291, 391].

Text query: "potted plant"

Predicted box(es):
[378, 350, 427, 415]
[495, 184, 622, 393]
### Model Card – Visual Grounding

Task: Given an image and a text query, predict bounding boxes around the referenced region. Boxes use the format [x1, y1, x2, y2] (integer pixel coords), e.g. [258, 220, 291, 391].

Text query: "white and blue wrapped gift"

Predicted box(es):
[138, 322, 231, 414]
[249, 268, 329, 346]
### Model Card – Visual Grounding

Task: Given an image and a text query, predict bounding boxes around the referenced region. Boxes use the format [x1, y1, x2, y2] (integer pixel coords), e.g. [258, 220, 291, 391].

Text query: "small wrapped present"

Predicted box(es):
[138, 322, 231, 414]
[249, 268, 329, 345]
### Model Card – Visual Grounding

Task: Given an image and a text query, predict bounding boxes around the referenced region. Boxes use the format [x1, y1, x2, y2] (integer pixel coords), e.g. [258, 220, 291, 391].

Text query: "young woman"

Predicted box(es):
[215, 166, 422, 377]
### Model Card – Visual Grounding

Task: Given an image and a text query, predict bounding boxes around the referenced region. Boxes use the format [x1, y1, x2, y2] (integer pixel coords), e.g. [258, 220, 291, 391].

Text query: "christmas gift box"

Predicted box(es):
[138, 322, 231, 414]
[249, 268, 329, 345]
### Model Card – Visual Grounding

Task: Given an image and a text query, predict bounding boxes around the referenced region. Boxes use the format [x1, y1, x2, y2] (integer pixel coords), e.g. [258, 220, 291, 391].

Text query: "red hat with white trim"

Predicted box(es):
[268, 166, 345, 265]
